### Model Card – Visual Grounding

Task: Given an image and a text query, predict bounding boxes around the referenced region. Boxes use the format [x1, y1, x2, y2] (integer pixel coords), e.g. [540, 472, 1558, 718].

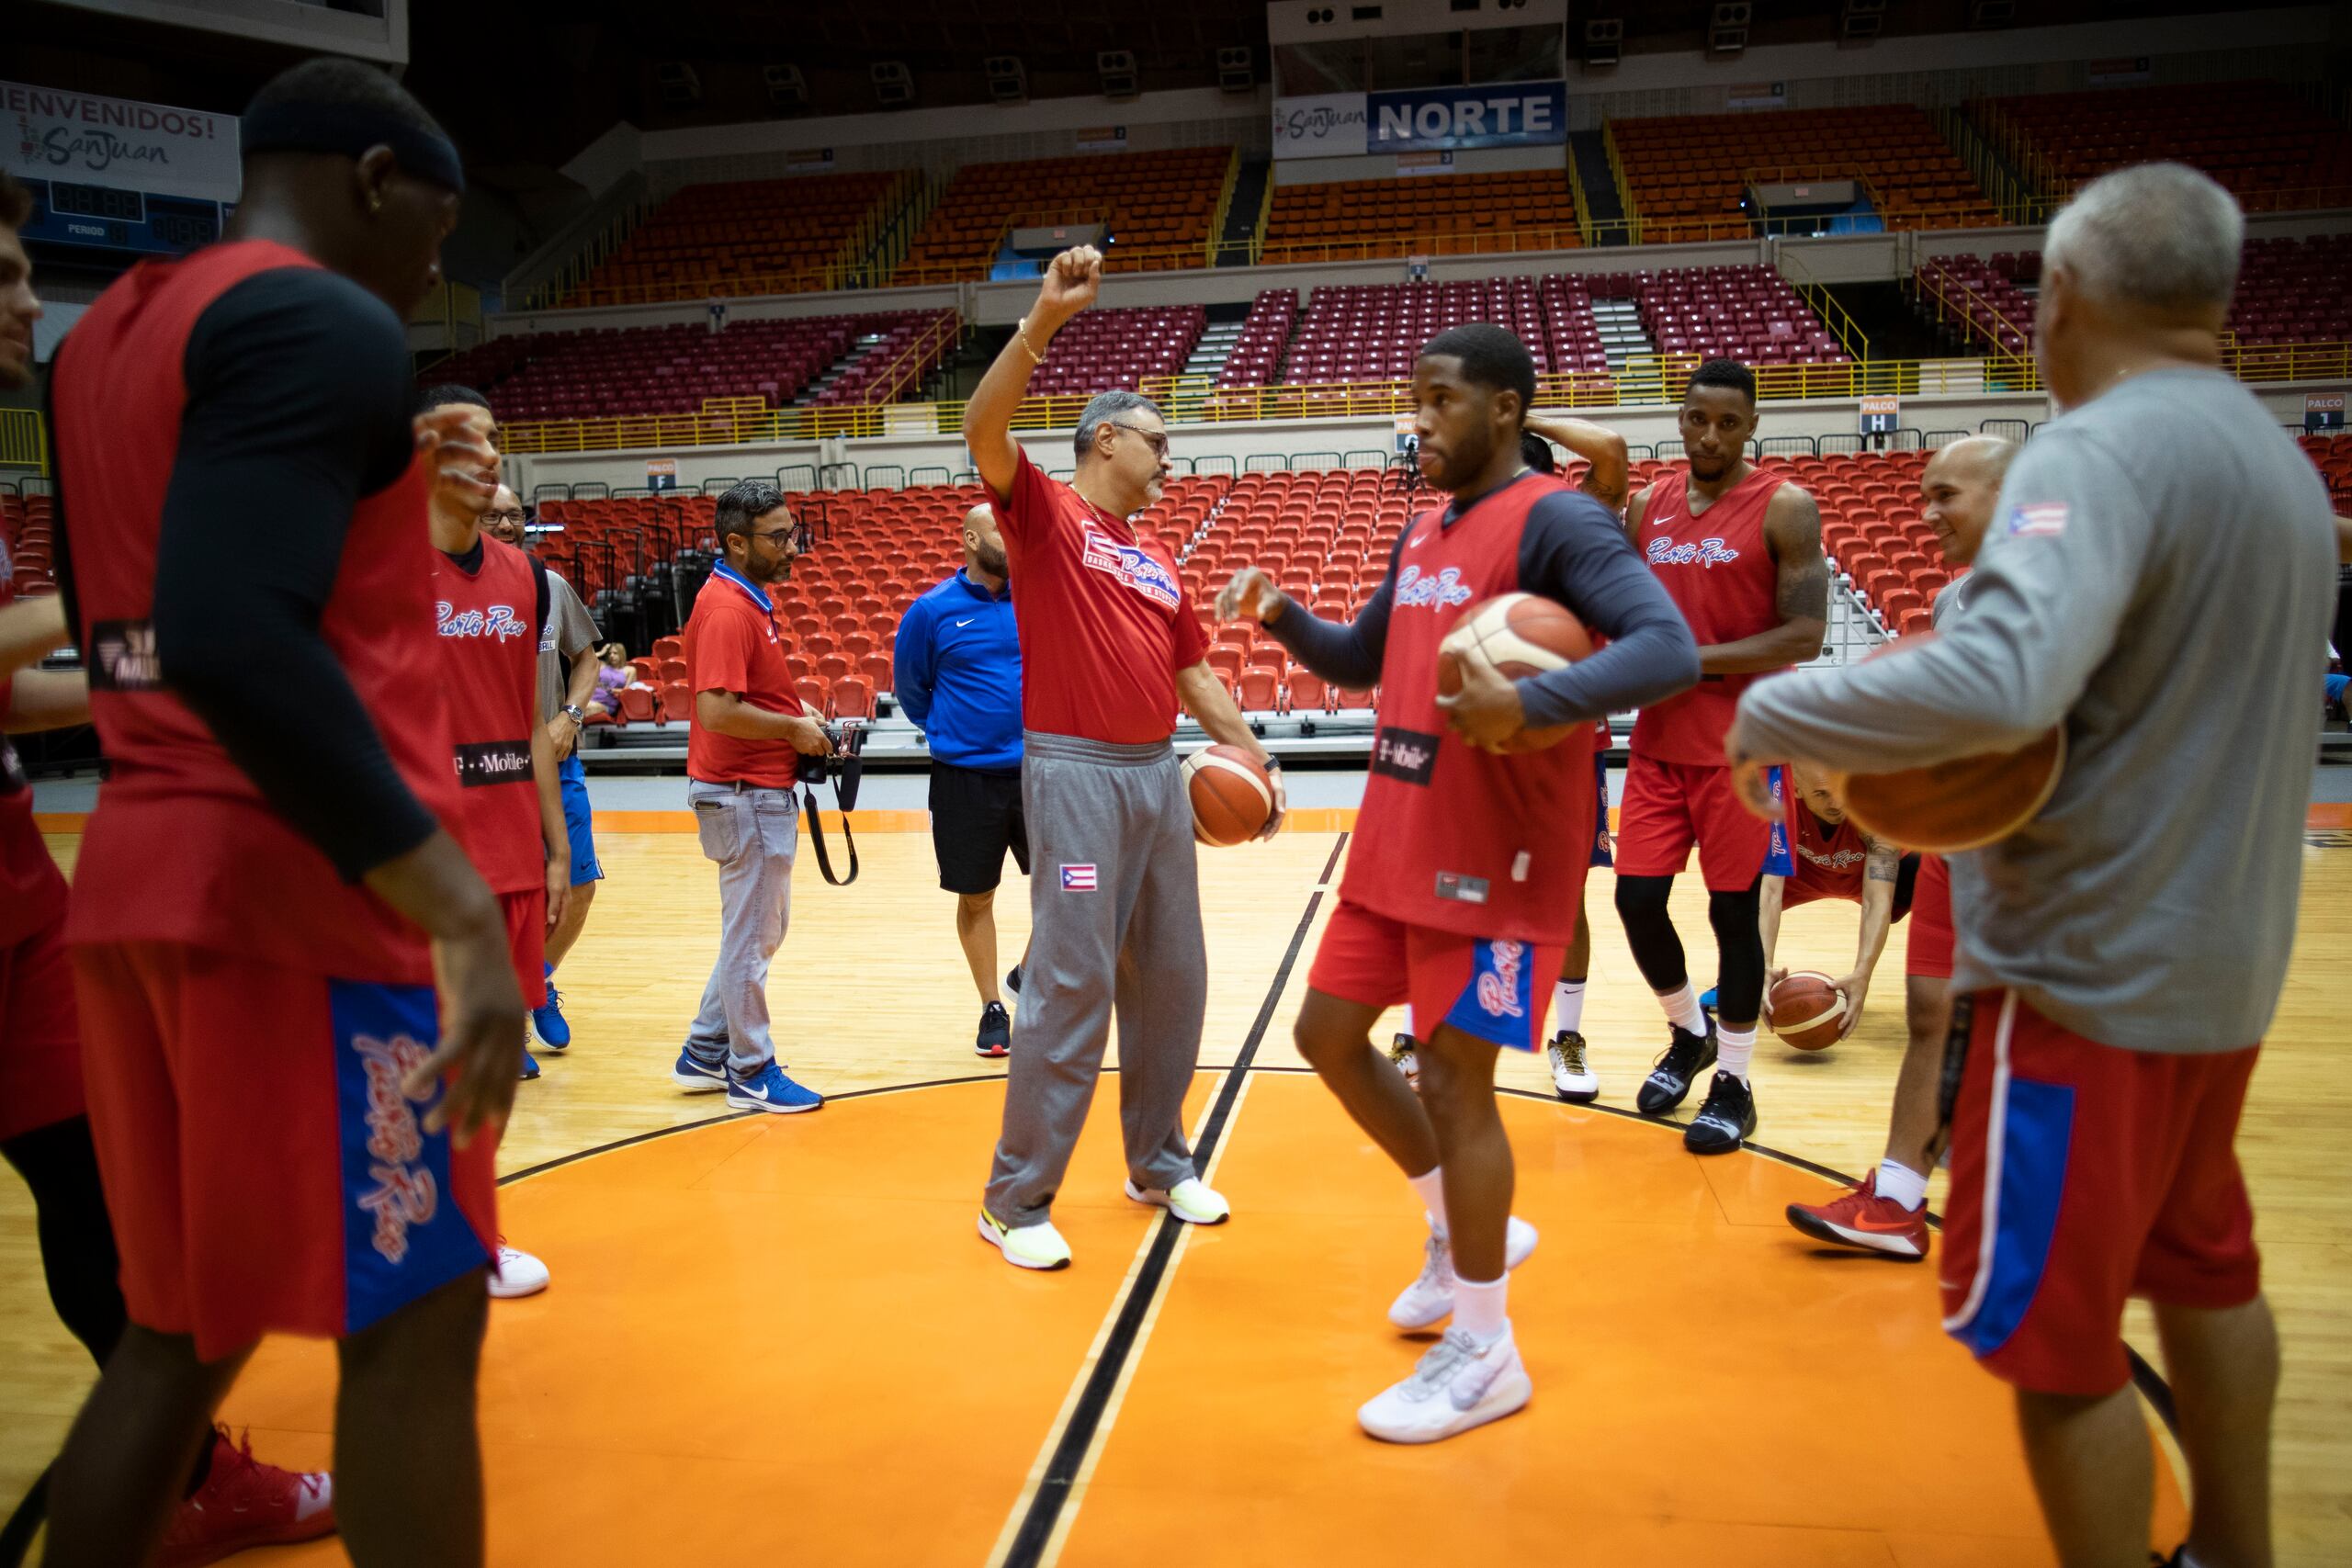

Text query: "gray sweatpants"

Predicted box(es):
[983, 732, 1207, 1229]
[683, 779, 798, 1078]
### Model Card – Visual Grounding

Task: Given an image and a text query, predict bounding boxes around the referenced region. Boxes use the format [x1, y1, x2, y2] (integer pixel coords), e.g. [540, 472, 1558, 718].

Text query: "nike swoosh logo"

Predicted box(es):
[735, 1082, 771, 1100]
[956, 618, 975, 627]
[1844, 1213, 1922, 1234]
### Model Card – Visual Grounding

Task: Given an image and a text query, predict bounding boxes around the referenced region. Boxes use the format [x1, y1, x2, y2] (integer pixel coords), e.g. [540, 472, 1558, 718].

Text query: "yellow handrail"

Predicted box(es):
[1603, 120, 1638, 245]
[1780, 248, 1869, 361]
[0, 408, 48, 474]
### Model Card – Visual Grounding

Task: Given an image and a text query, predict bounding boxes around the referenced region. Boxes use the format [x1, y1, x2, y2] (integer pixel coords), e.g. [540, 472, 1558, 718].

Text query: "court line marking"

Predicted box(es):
[991, 831, 1348, 1568]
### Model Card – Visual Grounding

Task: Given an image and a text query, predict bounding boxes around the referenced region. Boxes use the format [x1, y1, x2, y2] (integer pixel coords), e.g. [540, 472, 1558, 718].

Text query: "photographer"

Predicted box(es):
[893, 502, 1029, 1058]
[671, 480, 830, 1115]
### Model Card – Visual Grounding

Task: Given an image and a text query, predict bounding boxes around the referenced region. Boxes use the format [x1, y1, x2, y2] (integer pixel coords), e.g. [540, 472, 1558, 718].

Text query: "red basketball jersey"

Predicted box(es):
[1629, 464, 1787, 765]
[1783, 795, 1870, 906]
[1340, 473, 1600, 945]
[431, 536, 545, 896]
[0, 543, 68, 951]
[55, 241, 460, 986]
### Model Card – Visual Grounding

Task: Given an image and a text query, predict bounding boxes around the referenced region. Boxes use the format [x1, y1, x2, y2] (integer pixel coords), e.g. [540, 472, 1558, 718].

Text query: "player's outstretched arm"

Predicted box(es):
[967, 245, 1102, 502]
[1226, 542, 1400, 690]
[1837, 838, 1902, 1033]
[1695, 484, 1828, 676]
[3, 669, 87, 734]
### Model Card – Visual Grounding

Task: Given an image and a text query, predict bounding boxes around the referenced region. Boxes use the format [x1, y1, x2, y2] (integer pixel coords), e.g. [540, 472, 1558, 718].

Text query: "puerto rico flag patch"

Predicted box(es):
[2005, 502, 2070, 539]
[1060, 863, 1099, 892]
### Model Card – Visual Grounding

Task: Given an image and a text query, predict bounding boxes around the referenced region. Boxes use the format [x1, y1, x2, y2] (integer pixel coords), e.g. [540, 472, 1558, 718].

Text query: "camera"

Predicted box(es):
[799, 718, 866, 790]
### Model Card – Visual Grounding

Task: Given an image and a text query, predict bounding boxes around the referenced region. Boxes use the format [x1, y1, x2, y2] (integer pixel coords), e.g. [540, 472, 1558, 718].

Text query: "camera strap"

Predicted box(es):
[798, 736, 865, 887]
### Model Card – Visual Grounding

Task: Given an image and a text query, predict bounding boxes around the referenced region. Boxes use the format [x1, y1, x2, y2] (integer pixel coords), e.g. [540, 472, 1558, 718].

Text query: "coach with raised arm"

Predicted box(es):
[967, 246, 1278, 1272]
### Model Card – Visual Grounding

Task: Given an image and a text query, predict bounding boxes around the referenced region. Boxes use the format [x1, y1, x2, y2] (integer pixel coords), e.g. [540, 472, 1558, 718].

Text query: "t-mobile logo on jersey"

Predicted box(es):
[1645, 537, 1741, 568]
[435, 602, 530, 640]
[1395, 564, 1476, 610]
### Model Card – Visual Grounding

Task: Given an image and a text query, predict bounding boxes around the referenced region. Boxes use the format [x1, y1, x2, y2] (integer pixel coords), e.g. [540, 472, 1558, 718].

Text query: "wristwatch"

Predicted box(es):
[562, 705, 587, 724]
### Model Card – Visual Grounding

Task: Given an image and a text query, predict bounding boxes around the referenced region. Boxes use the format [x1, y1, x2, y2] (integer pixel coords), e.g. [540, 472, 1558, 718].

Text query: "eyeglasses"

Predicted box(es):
[751, 528, 797, 545]
[482, 510, 527, 526]
[1108, 420, 1169, 457]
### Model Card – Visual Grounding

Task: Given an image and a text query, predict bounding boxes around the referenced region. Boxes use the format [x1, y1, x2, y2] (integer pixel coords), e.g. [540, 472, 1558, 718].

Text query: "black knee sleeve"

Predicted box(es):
[1613, 874, 1688, 992]
[1708, 885, 1767, 1024]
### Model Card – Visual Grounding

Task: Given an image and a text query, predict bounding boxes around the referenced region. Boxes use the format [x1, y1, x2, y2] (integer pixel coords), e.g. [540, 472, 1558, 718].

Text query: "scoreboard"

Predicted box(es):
[17, 176, 231, 258]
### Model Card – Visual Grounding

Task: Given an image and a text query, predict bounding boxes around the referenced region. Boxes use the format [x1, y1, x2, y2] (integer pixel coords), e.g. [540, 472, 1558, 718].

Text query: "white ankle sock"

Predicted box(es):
[1408, 1167, 1448, 1235]
[1876, 1159, 1928, 1212]
[1656, 982, 1706, 1036]
[1453, 1275, 1509, 1341]
[1552, 979, 1587, 1033]
[1398, 1004, 1416, 1040]
[1716, 1023, 1756, 1079]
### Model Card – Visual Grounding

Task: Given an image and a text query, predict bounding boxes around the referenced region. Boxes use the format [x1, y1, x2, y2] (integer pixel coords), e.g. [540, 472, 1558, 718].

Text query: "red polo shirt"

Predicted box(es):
[996, 448, 1207, 745]
[684, 562, 799, 788]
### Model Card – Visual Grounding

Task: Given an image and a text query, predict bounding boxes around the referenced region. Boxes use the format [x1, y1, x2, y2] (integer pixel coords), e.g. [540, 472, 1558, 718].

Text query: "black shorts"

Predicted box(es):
[931, 761, 1030, 895]
[1892, 852, 1921, 922]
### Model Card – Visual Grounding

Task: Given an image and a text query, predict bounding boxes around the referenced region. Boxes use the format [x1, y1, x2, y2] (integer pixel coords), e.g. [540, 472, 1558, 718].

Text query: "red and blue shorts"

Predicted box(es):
[1939, 990, 2260, 1396]
[1613, 752, 1774, 892]
[1905, 853, 1955, 980]
[72, 941, 498, 1361]
[1308, 899, 1566, 1054]
[501, 886, 548, 1008]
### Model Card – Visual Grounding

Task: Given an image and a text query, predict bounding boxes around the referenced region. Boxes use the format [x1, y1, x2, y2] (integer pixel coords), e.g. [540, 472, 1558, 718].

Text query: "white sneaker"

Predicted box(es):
[1123, 1176, 1230, 1225]
[1546, 1030, 1599, 1103]
[488, 1243, 550, 1299]
[1358, 1323, 1532, 1444]
[1388, 1033, 1419, 1089]
[1386, 1216, 1539, 1330]
[978, 1210, 1072, 1270]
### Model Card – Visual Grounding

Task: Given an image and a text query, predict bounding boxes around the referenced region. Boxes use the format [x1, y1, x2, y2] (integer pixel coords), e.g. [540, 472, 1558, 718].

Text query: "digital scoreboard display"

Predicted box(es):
[18, 177, 228, 257]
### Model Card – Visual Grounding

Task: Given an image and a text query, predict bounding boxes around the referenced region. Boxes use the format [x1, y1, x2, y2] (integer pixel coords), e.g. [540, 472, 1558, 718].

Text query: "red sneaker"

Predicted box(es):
[156, 1427, 336, 1568]
[1785, 1173, 1929, 1260]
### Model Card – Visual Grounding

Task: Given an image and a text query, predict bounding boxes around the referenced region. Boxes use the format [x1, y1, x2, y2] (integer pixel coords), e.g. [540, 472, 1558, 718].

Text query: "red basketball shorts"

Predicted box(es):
[0, 913, 85, 1144]
[1939, 990, 2260, 1396]
[1906, 854, 1955, 981]
[72, 941, 499, 1360]
[1613, 752, 1773, 891]
[502, 887, 548, 1008]
[1308, 899, 1566, 1054]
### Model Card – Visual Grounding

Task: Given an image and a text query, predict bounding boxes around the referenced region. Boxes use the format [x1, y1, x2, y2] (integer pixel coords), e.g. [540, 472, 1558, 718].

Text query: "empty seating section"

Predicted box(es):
[803, 311, 960, 406]
[2304, 434, 2352, 510]
[2, 492, 56, 598]
[1611, 106, 1996, 236]
[1983, 82, 2352, 210]
[897, 147, 1233, 281]
[1913, 254, 2034, 355]
[1214, 290, 1298, 389]
[1025, 306, 1208, 399]
[1616, 265, 1847, 367]
[571, 172, 908, 305]
[1280, 276, 1610, 386]
[1262, 171, 1579, 263]
[1803, 450, 1948, 635]
[2230, 235, 2352, 345]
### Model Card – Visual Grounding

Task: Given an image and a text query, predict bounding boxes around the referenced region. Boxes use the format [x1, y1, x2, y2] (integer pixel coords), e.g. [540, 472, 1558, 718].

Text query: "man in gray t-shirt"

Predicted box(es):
[1734, 164, 2322, 1568]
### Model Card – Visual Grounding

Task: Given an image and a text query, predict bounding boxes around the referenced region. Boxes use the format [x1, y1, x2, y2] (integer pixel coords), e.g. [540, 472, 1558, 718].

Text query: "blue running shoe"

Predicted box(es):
[727, 1060, 823, 1115]
[1700, 987, 1719, 1012]
[672, 1048, 729, 1094]
[520, 1044, 539, 1081]
[532, 964, 571, 1050]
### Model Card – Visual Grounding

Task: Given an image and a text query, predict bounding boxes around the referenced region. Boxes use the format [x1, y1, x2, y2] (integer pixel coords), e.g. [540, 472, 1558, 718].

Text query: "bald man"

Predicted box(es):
[1784, 434, 2014, 1263]
[894, 503, 1030, 1055]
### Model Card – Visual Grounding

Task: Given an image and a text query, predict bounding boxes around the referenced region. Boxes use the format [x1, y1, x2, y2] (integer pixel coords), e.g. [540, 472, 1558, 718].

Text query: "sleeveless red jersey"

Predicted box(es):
[1783, 795, 1870, 907]
[1629, 464, 1788, 765]
[1340, 472, 1600, 945]
[431, 536, 544, 895]
[54, 240, 460, 986]
[0, 543, 68, 951]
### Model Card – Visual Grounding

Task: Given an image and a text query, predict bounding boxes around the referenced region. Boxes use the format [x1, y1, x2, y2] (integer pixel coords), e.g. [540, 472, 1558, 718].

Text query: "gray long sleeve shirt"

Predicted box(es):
[1735, 368, 2334, 1052]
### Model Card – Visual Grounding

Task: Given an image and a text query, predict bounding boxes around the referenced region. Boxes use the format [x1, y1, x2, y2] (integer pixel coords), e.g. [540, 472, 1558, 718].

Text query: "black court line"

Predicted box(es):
[999, 830, 1349, 1568]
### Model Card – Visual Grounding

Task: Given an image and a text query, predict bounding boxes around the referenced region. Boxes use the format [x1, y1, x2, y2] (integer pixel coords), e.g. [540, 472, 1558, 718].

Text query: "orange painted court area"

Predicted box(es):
[207, 1072, 2182, 1566]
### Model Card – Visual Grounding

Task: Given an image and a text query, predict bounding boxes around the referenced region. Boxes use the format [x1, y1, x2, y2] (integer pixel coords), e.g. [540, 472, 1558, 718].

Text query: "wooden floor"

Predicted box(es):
[3, 821, 2348, 1565]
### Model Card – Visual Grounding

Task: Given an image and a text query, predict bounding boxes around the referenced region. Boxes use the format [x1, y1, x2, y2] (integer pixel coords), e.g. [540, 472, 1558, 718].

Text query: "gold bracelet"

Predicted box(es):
[1015, 316, 1046, 365]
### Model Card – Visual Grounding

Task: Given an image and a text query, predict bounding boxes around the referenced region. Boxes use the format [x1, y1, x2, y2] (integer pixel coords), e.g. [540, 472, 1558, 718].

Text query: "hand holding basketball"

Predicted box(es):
[1035, 245, 1103, 322]
[1831, 969, 1871, 1038]
[1216, 567, 1283, 626]
[1434, 648, 1526, 751]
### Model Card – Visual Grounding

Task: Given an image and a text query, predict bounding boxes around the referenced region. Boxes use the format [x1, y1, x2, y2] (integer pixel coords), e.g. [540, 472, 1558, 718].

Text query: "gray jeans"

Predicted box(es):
[983, 732, 1207, 1229]
[684, 779, 798, 1078]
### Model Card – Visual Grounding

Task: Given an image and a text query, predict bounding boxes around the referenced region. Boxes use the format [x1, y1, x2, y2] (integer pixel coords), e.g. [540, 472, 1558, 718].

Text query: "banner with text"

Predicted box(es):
[1271, 92, 1371, 159]
[1368, 80, 1566, 152]
[2, 81, 241, 201]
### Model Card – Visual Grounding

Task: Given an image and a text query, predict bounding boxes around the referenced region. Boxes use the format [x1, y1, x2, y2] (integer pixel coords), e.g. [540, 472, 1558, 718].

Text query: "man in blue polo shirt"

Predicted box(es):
[895, 502, 1027, 1057]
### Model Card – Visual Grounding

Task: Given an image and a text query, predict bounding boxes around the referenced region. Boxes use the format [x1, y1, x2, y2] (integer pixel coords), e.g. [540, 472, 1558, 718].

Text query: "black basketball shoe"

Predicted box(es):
[1683, 1070, 1758, 1156]
[1635, 1023, 1717, 1114]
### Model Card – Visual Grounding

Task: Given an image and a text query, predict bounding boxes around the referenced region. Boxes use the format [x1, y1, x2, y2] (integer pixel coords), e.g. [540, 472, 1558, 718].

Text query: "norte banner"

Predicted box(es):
[2, 81, 241, 201]
[1367, 80, 1566, 152]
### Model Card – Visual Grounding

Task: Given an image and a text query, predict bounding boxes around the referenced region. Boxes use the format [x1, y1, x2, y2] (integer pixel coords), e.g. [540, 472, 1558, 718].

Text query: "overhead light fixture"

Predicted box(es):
[984, 55, 1027, 104]
[870, 60, 914, 107]
[1708, 2, 1751, 55]
[1839, 0, 1884, 41]
[1216, 45, 1254, 94]
[1583, 17, 1623, 68]
[761, 63, 806, 107]
[1097, 49, 1138, 99]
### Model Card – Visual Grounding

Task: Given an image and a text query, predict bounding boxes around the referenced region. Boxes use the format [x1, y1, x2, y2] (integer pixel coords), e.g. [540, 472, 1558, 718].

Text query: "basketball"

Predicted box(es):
[1183, 744, 1275, 846]
[1769, 972, 1848, 1051]
[1436, 592, 1595, 753]
[1838, 634, 2066, 852]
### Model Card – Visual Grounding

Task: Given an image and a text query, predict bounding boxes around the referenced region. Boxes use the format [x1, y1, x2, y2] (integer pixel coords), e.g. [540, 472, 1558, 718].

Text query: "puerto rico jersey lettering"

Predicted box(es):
[1630, 464, 1788, 766]
[430, 536, 545, 896]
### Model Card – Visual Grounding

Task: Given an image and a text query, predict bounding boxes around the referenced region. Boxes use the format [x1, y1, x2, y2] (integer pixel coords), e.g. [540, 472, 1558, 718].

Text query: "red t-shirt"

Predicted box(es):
[0, 545, 69, 952]
[1629, 464, 1788, 766]
[995, 449, 1207, 745]
[431, 536, 545, 895]
[1342, 473, 1601, 945]
[1783, 793, 1871, 908]
[684, 562, 799, 787]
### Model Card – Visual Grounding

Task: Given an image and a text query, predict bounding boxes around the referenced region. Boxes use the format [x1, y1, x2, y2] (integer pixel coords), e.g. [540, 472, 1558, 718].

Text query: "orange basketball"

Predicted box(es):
[1768, 972, 1847, 1051]
[1182, 744, 1274, 847]
[1436, 592, 1595, 754]
[1838, 634, 2065, 852]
